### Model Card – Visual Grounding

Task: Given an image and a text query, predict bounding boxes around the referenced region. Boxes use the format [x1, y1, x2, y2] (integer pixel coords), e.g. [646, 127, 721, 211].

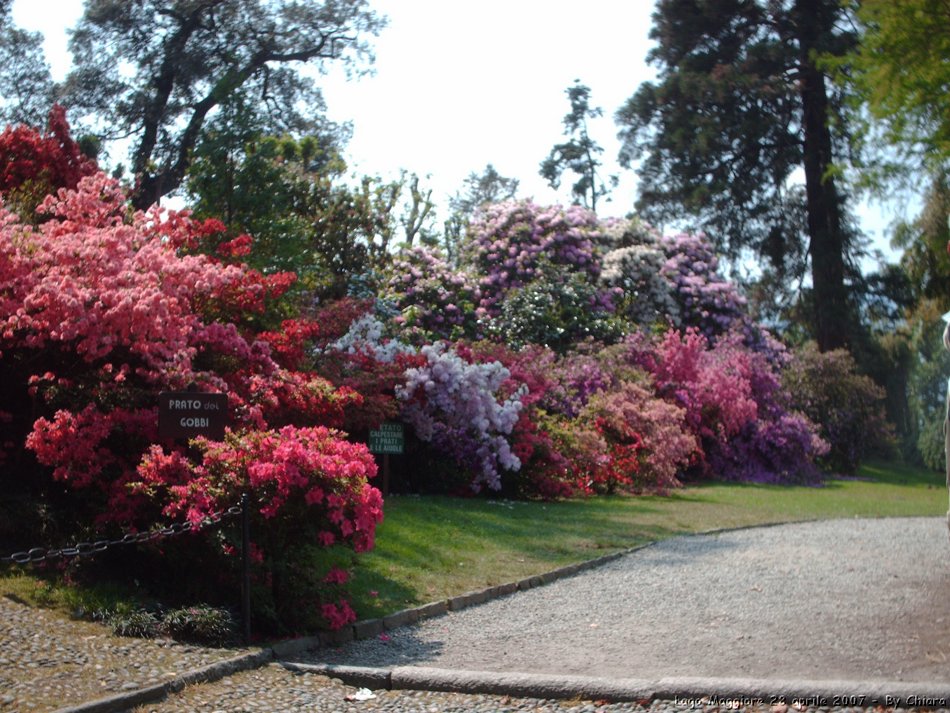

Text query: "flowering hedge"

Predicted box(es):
[0, 170, 383, 632]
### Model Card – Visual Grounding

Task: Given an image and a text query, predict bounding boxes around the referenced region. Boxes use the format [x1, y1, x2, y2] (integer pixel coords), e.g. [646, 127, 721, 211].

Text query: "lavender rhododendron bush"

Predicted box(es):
[0, 171, 382, 633]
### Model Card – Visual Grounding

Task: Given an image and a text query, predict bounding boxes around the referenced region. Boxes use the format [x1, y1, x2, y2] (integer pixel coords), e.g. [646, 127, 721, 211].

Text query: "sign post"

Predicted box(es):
[368, 422, 404, 496]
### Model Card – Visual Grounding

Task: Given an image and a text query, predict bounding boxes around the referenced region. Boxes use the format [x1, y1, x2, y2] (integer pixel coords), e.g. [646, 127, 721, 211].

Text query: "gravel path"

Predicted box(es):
[6, 517, 950, 712]
[292, 517, 950, 683]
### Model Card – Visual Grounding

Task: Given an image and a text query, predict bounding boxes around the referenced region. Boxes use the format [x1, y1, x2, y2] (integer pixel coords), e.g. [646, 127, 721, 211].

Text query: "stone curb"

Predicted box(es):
[279, 662, 950, 706]
[51, 649, 274, 713]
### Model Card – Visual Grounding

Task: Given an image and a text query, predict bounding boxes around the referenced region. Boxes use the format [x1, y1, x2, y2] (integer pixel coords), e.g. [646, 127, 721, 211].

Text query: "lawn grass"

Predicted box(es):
[349, 459, 948, 619]
[3, 458, 946, 626]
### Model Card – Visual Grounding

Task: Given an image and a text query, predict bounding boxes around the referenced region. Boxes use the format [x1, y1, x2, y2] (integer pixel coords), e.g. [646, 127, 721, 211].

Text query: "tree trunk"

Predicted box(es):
[796, 0, 850, 352]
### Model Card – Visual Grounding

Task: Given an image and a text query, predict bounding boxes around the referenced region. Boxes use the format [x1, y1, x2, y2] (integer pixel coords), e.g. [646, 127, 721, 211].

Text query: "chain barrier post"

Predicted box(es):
[241, 491, 251, 645]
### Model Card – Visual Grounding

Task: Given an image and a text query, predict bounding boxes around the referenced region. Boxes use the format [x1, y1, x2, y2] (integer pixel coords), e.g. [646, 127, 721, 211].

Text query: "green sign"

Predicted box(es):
[369, 422, 404, 454]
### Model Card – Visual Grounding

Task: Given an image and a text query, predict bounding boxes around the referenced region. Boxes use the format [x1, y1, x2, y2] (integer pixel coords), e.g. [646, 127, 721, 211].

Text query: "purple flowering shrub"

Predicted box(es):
[660, 232, 748, 341]
[539, 351, 613, 418]
[461, 200, 602, 315]
[627, 328, 828, 483]
[396, 342, 525, 492]
[781, 343, 894, 474]
[384, 246, 481, 339]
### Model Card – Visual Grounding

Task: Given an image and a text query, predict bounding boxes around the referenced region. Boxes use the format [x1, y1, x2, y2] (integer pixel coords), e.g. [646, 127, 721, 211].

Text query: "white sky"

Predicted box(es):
[11, 0, 903, 263]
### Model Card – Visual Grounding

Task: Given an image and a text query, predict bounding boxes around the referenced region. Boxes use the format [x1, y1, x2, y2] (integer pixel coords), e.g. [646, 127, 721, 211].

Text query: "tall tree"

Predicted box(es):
[616, 0, 857, 351]
[442, 164, 521, 265]
[58, 0, 384, 209]
[0, 7, 55, 127]
[540, 80, 615, 213]
[449, 163, 520, 218]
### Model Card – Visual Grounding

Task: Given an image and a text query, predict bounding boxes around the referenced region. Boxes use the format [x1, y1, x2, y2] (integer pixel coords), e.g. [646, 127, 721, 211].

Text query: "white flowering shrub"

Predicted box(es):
[326, 313, 416, 363]
[396, 343, 525, 491]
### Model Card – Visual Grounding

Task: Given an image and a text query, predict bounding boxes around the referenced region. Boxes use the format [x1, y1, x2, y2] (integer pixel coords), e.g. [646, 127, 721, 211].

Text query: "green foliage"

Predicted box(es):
[832, 0, 950, 178]
[487, 267, 626, 352]
[160, 605, 237, 647]
[107, 608, 161, 639]
[905, 302, 950, 470]
[916, 417, 945, 473]
[187, 110, 435, 300]
[0, 15, 54, 126]
[891, 172, 950, 304]
[104, 604, 236, 645]
[782, 343, 895, 473]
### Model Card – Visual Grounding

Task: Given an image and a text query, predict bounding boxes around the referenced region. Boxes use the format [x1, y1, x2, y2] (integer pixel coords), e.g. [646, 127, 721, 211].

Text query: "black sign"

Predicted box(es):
[158, 391, 229, 440]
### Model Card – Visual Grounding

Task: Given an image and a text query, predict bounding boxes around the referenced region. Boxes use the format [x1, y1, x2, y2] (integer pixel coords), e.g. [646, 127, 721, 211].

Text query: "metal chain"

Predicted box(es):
[1, 505, 243, 566]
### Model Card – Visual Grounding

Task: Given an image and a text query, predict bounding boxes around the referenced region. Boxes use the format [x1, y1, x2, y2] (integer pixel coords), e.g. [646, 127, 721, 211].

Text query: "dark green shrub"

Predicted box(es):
[782, 343, 895, 473]
[161, 605, 237, 646]
[107, 608, 161, 638]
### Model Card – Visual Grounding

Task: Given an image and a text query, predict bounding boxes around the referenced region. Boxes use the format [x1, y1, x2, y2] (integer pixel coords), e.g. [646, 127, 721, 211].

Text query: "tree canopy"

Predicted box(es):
[57, 0, 385, 208]
[0, 4, 54, 127]
[616, 0, 858, 351]
[834, 0, 950, 178]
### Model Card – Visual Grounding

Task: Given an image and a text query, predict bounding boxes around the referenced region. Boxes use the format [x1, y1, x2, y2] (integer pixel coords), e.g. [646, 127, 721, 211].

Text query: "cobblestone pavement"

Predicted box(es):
[0, 594, 252, 712]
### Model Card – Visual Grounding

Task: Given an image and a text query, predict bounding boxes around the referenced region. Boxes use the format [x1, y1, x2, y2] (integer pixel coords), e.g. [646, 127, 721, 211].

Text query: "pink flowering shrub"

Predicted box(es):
[581, 379, 696, 493]
[0, 105, 97, 220]
[134, 426, 382, 632]
[627, 329, 827, 482]
[0, 170, 385, 633]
